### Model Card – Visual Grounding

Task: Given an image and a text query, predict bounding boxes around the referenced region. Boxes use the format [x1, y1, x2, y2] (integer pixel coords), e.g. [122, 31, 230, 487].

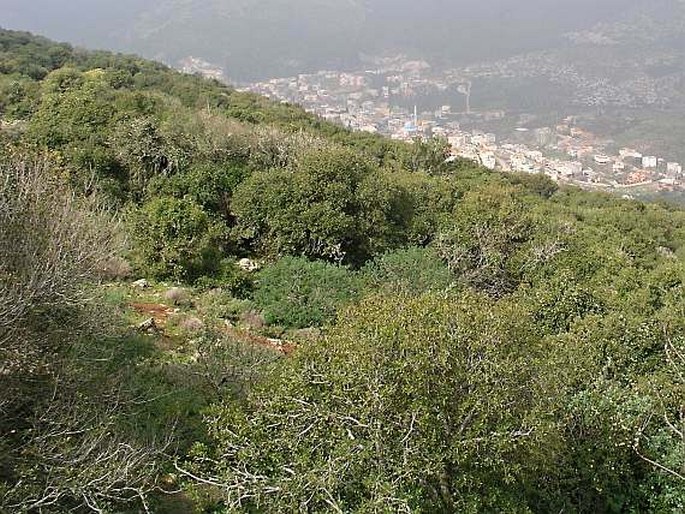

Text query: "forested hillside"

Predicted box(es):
[0, 29, 684, 513]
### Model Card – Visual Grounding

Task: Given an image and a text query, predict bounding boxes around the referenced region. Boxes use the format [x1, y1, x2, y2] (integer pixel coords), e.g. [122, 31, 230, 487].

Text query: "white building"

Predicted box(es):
[642, 156, 658, 168]
[620, 148, 642, 159]
[448, 134, 469, 149]
[471, 132, 491, 147]
[553, 161, 582, 178]
[667, 162, 682, 175]
[480, 152, 497, 170]
[526, 150, 544, 163]
[511, 154, 538, 173]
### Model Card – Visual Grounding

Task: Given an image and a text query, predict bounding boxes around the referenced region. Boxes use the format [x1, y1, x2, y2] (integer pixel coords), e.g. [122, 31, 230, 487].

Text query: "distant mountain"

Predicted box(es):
[2, 0, 652, 80]
[458, 0, 685, 110]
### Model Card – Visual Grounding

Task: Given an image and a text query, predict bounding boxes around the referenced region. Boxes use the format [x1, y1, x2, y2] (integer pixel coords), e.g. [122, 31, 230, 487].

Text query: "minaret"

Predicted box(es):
[413, 105, 418, 126]
[457, 81, 472, 114]
[465, 81, 472, 115]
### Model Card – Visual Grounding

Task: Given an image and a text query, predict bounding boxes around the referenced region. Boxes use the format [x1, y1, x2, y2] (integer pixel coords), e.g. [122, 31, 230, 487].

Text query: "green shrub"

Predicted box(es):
[195, 289, 255, 322]
[361, 246, 455, 296]
[505, 172, 559, 199]
[188, 293, 564, 512]
[434, 184, 535, 296]
[194, 259, 255, 298]
[148, 161, 249, 219]
[130, 197, 226, 280]
[232, 146, 406, 265]
[254, 256, 360, 328]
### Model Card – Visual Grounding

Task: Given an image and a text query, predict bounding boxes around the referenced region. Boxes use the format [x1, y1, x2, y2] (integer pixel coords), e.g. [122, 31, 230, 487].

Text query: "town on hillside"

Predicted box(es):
[232, 59, 684, 196]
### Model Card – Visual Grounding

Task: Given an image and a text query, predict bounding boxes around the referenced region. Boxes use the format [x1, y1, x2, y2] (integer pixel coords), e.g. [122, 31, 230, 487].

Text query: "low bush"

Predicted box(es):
[361, 246, 455, 296]
[194, 259, 255, 298]
[129, 197, 226, 280]
[254, 256, 360, 328]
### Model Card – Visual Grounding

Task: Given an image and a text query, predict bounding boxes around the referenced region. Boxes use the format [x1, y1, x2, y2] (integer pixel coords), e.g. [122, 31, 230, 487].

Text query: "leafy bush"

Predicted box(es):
[232, 146, 407, 265]
[254, 256, 360, 328]
[504, 172, 559, 199]
[28, 68, 115, 149]
[434, 184, 535, 296]
[130, 197, 226, 280]
[195, 289, 255, 323]
[148, 161, 249, 218]
[0, 76, 40, 118]
[194, 259, 255, 298]
[391, 170, 462, 246]
[361, 246, 455, 296]
[185, 293, 565, 512]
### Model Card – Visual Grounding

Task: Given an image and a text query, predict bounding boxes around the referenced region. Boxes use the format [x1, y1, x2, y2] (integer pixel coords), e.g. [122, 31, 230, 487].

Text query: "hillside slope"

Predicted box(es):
[1, 29, 684, 513]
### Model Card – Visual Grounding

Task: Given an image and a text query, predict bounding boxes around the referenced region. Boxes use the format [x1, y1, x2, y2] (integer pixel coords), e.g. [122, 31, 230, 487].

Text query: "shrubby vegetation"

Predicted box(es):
[1, 29, 684, 512]
[254, 257, 360, 328]
[360, 246, 455, 296]
[0, 156, 166, 511]
[130, 196, 227, 280]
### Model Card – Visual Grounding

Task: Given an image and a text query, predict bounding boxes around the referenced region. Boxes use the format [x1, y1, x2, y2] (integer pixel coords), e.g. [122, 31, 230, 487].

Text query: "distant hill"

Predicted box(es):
[480, 0, 685, 161]
[2, 0, 650, 80]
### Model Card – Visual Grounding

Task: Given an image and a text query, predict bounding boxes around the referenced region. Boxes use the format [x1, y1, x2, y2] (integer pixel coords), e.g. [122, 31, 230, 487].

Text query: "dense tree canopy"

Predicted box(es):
[0, 28, 683, 513]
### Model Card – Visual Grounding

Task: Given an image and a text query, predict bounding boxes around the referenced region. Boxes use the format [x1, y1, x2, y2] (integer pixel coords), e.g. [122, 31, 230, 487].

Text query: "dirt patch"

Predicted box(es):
[130, 302, 297, 356]
[223, 324, 296, 356]
[131, 303, 176, 326]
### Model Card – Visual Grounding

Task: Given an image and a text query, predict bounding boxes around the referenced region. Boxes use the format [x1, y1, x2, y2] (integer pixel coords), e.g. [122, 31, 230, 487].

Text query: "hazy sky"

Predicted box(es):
[0, 0, 665, 79]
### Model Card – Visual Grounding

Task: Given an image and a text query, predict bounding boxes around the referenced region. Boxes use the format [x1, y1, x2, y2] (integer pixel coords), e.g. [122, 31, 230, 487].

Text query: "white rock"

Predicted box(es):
[238, 258, 260, 272]
[138, 318, 157, 332]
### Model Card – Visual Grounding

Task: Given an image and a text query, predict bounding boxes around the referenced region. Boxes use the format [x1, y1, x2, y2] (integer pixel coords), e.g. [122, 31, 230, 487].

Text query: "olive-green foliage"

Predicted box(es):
[25, 67, 126, 196]
[5, 28, 685, 512]
[361, 246, 455, 296]
[403, 136, 452, 175]
[253, 256, 360, 328]
[390, 170, 462, 246]
[194, 259, 255, 299]
[148, 161, 249, 219]
[109, 115, 173, 196]
[504, 171, 559, 199]
[233, 146, 407, 265]
[0, 30, 71, 79]
[0, 28, 483, 276]
[190, 279, 685, 512]
[187, 293, 564, 512]
[28, 68, 116, 148]
[0, 76, 40, 118]
[189, 328, 283, 404]
[537, 307, 685, 512]
[130, 197, 226, 280]
[194, 288, 255, 324]
[434, 184, 536, 296]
